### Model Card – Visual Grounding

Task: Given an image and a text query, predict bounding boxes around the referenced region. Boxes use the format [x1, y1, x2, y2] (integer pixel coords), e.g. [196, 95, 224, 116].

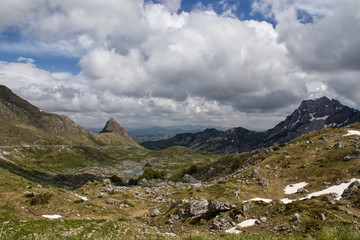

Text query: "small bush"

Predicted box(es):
[231, 158, 243, 171]
[139, 168, 166, 180]
[29, 193, 53, 206]
[144, 162, 152, 168]
[128, 178, 139, 186]
[109, 175, 125, 186]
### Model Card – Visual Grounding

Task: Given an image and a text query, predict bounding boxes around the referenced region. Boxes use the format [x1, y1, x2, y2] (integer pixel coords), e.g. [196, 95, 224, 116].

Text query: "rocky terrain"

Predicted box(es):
[142, 96, 360, 153]
[0, 85, 360, 239]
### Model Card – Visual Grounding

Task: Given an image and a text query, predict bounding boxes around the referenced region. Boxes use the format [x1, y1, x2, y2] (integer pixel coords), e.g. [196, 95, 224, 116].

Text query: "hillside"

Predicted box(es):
[141, 97, 360, 153]
[1, 121, 360, 239]
[0, 85, 139, 147]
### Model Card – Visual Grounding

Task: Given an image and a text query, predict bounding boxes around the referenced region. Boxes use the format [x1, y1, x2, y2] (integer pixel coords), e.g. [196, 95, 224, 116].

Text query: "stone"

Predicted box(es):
[258, 178, 269, 186]
[334, 142, 342, 149]
[292, 213, 300, 221]
[104, 198, 120, 205]
[182, 174, 199, 184]
[342, 181, 360, 199]
[170, 199, 188, 209]
[242, 204, 250, 212]
[336, 179, 341, 185]
[319, 213, 326, 221]
[150, 209, 161, 217]
[189, 199, 209, 217]
[259, 217, 267, 223]
[248, 167, 260, 179]
[211, 217, 235, 230]
[264, 165, 271, 169]
[208, 200, 233, 214]
[297, 188, 309, 194]
[343, 155, 353, 161]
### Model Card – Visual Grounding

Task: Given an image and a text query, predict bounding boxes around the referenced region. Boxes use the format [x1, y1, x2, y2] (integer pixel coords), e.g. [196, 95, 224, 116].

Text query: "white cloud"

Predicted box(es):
[0, 0, 359, 129]
[252, 0, 360, 107]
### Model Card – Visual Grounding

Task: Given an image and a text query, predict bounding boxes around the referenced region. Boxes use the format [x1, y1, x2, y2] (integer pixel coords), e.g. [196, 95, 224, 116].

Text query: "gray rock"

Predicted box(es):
[242, 204, 250, 212]
[259, 217, 267, 223]
[336, 179, 341, 185]
[189, 199, 209, 217]
[292, 213, 300, 221]
[319, 213, 326, 221]
[264, 164, 271, 169]
[342, 181, 360, 199]
[346, 210, 354, 216]
[208, 200, 234, 214]
[258, 178, 269, 186]
[334, 142, 342, 149]
[297, 188, 309, 193]
[150, 209, 161, 217]
[170, 199, 188, 209]
[248, 167, 260, 179]
[182, 174, 199, 184]
[343, 155, 353, 161]
[104, 198, 120, 205]
[211, 217, 235, 230]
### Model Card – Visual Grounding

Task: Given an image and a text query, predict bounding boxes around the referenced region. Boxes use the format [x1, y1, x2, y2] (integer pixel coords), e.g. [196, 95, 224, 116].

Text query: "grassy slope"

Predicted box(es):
[0, 123, 360, 239]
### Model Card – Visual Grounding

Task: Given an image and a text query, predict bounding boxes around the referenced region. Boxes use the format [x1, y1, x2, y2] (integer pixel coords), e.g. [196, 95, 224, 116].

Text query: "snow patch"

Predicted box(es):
[225, 219, 257, 234]
[344, 130, 360, 136]
[243, 198, 273, 203]
[284, 182, 308, 195]
[309, 113, 329, 122]
[42, 214, 62, 219]
[74, 193, 88, 201]
[280, 198, 295, 204]
[300, 178, 360, 201]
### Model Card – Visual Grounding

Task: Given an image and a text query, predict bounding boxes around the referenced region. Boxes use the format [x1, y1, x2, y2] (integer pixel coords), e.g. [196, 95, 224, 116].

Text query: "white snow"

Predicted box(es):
[284, 182, 308, 195]
[309, 113, 329, 122]
[243, 198, 273, 203]
[225, 219, 257, 234]
[42, 214, 63, 219]
[74, 193, 88, 201]
[344, 130, 360, 136]
[280, 198, 295, 204]
[300, 178, 360, 201]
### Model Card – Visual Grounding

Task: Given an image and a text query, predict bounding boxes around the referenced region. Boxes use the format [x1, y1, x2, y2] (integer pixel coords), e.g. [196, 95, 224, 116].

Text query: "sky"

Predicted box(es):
[0, 0, 359, 130]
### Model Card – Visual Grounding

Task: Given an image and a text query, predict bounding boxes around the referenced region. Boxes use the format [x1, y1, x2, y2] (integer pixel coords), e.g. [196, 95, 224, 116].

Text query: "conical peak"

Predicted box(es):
[100, 117, 127, 135]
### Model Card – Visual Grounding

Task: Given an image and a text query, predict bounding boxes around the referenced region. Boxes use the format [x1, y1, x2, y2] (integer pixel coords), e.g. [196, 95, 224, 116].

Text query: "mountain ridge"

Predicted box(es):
[0, 85, 138, 147]
[141, 96, 360, 153]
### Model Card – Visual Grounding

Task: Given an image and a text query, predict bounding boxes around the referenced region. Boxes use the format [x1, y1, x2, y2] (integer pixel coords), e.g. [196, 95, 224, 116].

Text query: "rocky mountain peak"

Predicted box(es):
[100, 118, 127, 135]
[298, 96, 332, 113]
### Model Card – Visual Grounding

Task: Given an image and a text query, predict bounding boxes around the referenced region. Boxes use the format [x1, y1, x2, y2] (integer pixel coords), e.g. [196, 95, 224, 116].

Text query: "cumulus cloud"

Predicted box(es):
[252, 0, 360, 106]
[0, 0, 359, 129]
[80, 8, 306, 113]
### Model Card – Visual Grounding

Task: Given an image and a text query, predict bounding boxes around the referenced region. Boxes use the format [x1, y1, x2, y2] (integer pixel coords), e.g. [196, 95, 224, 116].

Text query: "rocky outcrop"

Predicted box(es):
[100, 117, 127, 136]
[182, 174, 199, 184]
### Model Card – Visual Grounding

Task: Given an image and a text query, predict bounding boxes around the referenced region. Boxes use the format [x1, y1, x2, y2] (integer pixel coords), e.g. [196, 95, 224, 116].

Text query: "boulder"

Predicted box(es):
[150, 209, 161, 217]
[342, 181, 360, 199]
[208, 200, 233, 214]
[189, 199, 209, 217]
[182, 174, 199, 184]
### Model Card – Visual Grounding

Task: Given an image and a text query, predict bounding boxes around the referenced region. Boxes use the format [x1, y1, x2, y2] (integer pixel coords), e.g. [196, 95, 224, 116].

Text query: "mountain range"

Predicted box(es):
[141, 96, 360, 153]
